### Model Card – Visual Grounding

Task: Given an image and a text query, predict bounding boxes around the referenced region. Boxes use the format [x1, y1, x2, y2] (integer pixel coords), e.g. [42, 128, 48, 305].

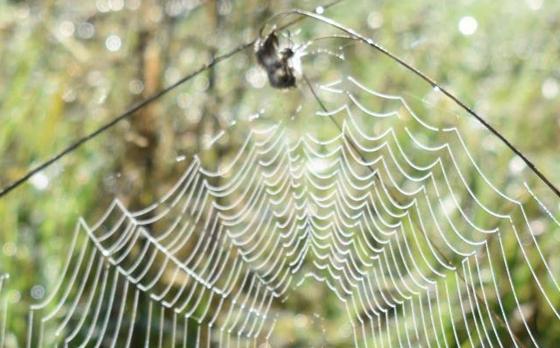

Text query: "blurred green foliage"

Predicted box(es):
[1, 0, 560, 346]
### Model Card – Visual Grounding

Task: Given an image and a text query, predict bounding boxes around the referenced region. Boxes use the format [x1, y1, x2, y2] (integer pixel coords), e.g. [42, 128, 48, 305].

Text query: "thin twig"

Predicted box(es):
[0, 0, 346, 199]
[0, 43, 250, 198]
[283, 9, 560, 199]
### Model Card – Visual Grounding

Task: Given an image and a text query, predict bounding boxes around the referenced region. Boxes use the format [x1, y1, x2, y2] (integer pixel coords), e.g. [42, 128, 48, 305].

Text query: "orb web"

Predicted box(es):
[9, 24, 560, 348]
[19, 72, 560, 347]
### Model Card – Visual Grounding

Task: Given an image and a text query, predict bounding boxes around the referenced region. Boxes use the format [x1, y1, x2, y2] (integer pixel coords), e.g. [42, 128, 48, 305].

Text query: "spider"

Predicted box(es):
[255, 29, 353, 90]
[254, 30, 302, 89]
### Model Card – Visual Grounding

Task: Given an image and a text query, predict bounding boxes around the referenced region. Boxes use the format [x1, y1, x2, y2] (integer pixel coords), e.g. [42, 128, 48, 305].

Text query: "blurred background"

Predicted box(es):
[1, 0, 560, 346]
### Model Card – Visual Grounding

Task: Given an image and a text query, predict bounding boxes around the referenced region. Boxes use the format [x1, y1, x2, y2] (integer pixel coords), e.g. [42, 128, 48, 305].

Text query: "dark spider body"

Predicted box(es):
[255, 31, 298, 89]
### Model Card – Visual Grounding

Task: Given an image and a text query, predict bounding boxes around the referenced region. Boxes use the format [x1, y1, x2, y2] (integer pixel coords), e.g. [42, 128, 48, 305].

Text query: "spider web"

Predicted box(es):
[8, 26, 560, 348]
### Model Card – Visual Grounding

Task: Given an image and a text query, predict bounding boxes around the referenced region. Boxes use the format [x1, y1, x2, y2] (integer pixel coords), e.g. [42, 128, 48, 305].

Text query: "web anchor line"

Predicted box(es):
[284, 9, 560, 200]
[2, 2, 556, 202]
[0, 0, 345, 200]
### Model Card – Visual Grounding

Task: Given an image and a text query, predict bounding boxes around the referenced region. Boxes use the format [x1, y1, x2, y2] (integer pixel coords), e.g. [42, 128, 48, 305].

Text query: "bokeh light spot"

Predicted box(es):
[458, 16, 478, 36]
[105, 34, 122, 52]
[542, 78, 559, 99]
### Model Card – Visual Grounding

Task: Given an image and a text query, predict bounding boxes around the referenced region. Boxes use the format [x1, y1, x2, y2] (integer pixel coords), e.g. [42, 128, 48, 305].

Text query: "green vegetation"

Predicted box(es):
[1, 0, 559, 346]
